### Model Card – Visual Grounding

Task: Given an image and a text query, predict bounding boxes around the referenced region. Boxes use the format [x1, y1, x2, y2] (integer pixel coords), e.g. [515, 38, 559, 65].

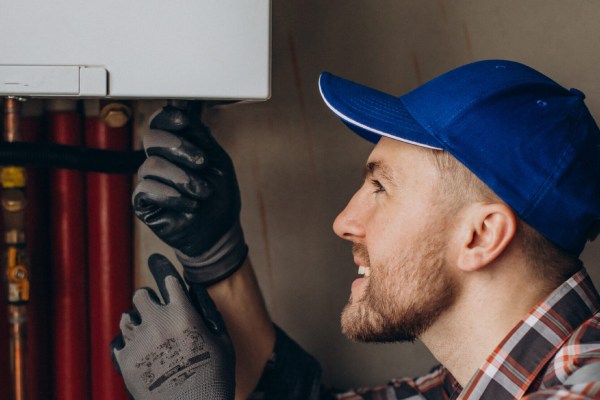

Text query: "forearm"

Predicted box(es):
[252, 326, 324, 400]
[133, 105, 273, 399]
[207, 257, 276, 400]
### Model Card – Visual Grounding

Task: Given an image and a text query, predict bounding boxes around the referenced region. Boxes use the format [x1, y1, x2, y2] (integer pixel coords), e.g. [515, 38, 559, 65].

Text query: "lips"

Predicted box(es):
[353, 255, 371, 276]
[353, 244, 371, 277]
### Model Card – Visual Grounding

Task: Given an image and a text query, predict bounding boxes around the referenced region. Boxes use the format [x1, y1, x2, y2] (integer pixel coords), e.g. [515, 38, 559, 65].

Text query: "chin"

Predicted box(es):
[340, 301, 418, 344]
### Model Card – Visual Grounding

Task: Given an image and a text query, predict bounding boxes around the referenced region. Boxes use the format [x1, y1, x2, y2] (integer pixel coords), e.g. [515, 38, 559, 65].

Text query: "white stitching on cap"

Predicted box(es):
[318, 76, 443, 150]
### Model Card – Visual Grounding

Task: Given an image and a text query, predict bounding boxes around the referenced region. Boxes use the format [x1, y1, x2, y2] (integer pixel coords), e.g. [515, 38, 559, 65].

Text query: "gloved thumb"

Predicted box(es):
[147, 253, 187, 304]
[149, 102, 223, 156]
[149, 104, 191, 132]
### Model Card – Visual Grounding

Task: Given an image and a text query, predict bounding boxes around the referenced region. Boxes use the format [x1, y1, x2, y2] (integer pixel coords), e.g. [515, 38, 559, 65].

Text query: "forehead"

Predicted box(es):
[367, 137, 439, 181]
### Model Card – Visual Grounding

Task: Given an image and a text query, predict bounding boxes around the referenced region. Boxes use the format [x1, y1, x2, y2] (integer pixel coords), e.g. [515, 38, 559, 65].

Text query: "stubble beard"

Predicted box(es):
[340, 229, 458, 343]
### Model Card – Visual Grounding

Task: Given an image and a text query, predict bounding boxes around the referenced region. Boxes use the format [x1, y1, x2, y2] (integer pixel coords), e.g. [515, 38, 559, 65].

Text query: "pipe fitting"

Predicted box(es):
[100, 102, 132, 128]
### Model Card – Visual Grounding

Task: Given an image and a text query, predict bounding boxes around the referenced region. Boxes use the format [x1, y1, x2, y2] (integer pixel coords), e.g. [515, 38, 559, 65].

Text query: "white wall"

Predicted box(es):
[135, 0, 600, 390]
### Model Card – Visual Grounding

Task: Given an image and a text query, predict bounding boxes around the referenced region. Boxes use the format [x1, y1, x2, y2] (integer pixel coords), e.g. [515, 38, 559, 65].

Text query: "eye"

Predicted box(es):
[370, 179, 385, 194]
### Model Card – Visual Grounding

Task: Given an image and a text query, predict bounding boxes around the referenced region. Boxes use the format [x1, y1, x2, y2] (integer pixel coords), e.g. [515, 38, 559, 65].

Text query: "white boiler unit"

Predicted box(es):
[0, 0, 271, 100]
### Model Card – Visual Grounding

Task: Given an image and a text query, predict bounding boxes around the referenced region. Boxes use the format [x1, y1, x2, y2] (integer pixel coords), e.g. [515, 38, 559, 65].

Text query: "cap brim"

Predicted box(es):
[318, 72, 443, 150]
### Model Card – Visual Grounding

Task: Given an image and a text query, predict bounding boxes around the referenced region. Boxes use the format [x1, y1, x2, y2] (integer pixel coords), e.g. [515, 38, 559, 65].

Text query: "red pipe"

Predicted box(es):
[49, 101, 90, 400]
[85, 105, 132, 400]
[22, 101, 52, 400]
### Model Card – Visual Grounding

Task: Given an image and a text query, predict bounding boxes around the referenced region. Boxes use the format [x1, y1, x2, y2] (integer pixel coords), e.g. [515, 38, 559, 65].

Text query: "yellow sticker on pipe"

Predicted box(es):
[1, 167, 26, 188]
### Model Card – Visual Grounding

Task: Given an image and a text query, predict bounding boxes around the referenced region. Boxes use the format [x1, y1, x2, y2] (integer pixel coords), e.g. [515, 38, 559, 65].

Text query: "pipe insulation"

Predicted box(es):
[49, 101, 90, 400]
[21, 101, 52, 400]
[0, 142, 144, 174]
[86, 107, 132, 400]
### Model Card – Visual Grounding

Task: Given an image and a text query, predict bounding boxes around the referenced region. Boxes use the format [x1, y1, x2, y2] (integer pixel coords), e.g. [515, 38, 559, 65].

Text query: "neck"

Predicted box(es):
[418, 260, 555, 387]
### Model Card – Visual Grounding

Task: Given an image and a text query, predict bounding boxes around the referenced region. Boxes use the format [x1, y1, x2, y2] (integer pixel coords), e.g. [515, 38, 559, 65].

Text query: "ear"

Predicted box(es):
[454, 202, 517, 272]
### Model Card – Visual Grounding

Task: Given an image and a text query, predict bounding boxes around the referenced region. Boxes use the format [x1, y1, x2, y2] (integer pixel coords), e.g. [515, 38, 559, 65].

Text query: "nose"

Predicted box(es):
[333, 189, 366, 242]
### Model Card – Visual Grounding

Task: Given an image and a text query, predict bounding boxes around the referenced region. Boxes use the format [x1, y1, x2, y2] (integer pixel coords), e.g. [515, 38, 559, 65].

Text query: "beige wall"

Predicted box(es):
[135, 0, 600, 390]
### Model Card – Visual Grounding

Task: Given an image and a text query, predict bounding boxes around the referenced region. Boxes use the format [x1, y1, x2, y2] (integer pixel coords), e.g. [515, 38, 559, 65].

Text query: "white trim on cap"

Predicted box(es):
[318, 79, 443, 150]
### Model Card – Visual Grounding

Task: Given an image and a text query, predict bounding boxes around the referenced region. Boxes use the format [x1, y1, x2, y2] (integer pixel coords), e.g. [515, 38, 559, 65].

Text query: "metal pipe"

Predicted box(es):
[3, 97, 22, 142]
[2, 96, 29, 400]
[8, 305, 26, 400]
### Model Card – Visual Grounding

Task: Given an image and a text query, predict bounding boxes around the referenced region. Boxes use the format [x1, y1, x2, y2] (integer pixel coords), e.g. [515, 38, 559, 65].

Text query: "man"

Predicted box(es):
[112, 60, 600, 399]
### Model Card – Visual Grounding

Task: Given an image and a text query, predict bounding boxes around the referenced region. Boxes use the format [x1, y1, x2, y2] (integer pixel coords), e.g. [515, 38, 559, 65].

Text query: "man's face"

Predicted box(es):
[334, 138, 459, 343]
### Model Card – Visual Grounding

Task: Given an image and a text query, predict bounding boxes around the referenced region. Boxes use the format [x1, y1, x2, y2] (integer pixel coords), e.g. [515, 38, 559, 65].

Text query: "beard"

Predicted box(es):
[341, 228, 458, 343]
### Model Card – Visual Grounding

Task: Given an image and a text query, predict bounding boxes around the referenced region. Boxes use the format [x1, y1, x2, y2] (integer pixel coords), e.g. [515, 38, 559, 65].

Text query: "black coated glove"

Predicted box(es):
[133, 103, 248, 285]
[111, 253, 235, 399]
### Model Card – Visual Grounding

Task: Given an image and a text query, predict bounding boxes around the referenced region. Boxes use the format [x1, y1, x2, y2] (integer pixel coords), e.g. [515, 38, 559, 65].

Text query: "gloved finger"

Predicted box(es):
[131, 288, 162, 317]
[110, 332, 125, 353]
[125, 306, 142, 325]
[149, 105, 191, 132]
[188, 282, 227, 336]
[149, 104, 232, 178]
[109, 343, 136, 400]
[147, 253, 188, 305]
[138, 156, 213, 200]
[153, 103, 224, 153]
[132, 179, 199, 219]
[109, 344, 135, 399]
[110, 334, 125, 376]
[119, 312, 137, 344]
[143, 130, 208, 171]
[164, 275, 195, 307]
[184, 120, 223, 156]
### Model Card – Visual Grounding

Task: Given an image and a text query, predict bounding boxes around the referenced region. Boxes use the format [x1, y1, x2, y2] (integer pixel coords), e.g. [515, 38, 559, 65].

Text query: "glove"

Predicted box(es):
[111, 253, 235, 399]
[133, 103, 248, 285]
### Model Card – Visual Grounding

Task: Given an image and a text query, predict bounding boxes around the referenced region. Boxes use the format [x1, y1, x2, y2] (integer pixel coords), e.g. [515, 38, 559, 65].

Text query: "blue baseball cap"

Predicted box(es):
[319, 60, 600, 256]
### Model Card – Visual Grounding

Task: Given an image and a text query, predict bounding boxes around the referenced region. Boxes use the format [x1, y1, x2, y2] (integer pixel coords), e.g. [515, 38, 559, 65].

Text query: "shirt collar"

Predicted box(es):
[457, 268, 600, 399]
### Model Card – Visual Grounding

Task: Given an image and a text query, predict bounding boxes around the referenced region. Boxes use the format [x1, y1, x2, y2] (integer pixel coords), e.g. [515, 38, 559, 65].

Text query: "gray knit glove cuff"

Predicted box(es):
[176, 221, 248, 286]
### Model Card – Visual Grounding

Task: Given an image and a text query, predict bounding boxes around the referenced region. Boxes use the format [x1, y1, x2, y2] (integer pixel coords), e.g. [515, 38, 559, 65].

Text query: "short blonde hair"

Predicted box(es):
[426, 149, 581, 285]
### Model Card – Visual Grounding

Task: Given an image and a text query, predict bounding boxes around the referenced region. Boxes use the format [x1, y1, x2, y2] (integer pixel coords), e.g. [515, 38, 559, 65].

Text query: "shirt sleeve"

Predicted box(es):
[248, 325, 325, 400]
[333, 365, 457, 400]
[248, 326, 456, 400]
[522, 382, 600, 399]
[523, 341, 600, 398]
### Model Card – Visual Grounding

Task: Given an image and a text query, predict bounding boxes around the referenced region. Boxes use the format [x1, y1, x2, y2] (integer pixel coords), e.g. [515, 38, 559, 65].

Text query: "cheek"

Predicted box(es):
[366, 212, 413, 258]
[368, 196, 440, 243]
[365, 257, 406, 315]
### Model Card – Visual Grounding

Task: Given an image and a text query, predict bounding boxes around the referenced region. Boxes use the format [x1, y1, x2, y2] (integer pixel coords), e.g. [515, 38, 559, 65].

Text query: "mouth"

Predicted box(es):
[357, 265, 371, 277]
[351, 265, 371, 300]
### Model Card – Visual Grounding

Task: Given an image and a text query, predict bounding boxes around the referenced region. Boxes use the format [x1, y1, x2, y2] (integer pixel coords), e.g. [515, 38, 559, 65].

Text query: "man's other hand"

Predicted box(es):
[133, 103, 247, 285]
[111, 254, 235, 399]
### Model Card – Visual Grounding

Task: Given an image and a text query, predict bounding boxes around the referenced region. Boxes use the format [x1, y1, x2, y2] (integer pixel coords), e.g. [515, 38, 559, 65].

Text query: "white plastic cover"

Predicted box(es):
[0, 0, 271, 100]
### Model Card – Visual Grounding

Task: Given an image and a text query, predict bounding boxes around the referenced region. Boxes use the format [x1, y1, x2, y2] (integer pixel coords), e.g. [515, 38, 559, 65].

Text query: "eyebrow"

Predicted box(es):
[364, 161, 396, 183]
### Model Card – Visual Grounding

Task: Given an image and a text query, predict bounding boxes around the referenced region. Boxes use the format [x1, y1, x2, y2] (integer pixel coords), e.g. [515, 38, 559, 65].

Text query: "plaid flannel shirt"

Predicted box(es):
[335, 268, 600, 400]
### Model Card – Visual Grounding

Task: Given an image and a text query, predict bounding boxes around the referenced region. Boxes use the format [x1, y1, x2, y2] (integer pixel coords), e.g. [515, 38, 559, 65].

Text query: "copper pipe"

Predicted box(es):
[8, 305, 27, 400]
[3, 97, 28, 400]
[4, 98, 23, 142]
